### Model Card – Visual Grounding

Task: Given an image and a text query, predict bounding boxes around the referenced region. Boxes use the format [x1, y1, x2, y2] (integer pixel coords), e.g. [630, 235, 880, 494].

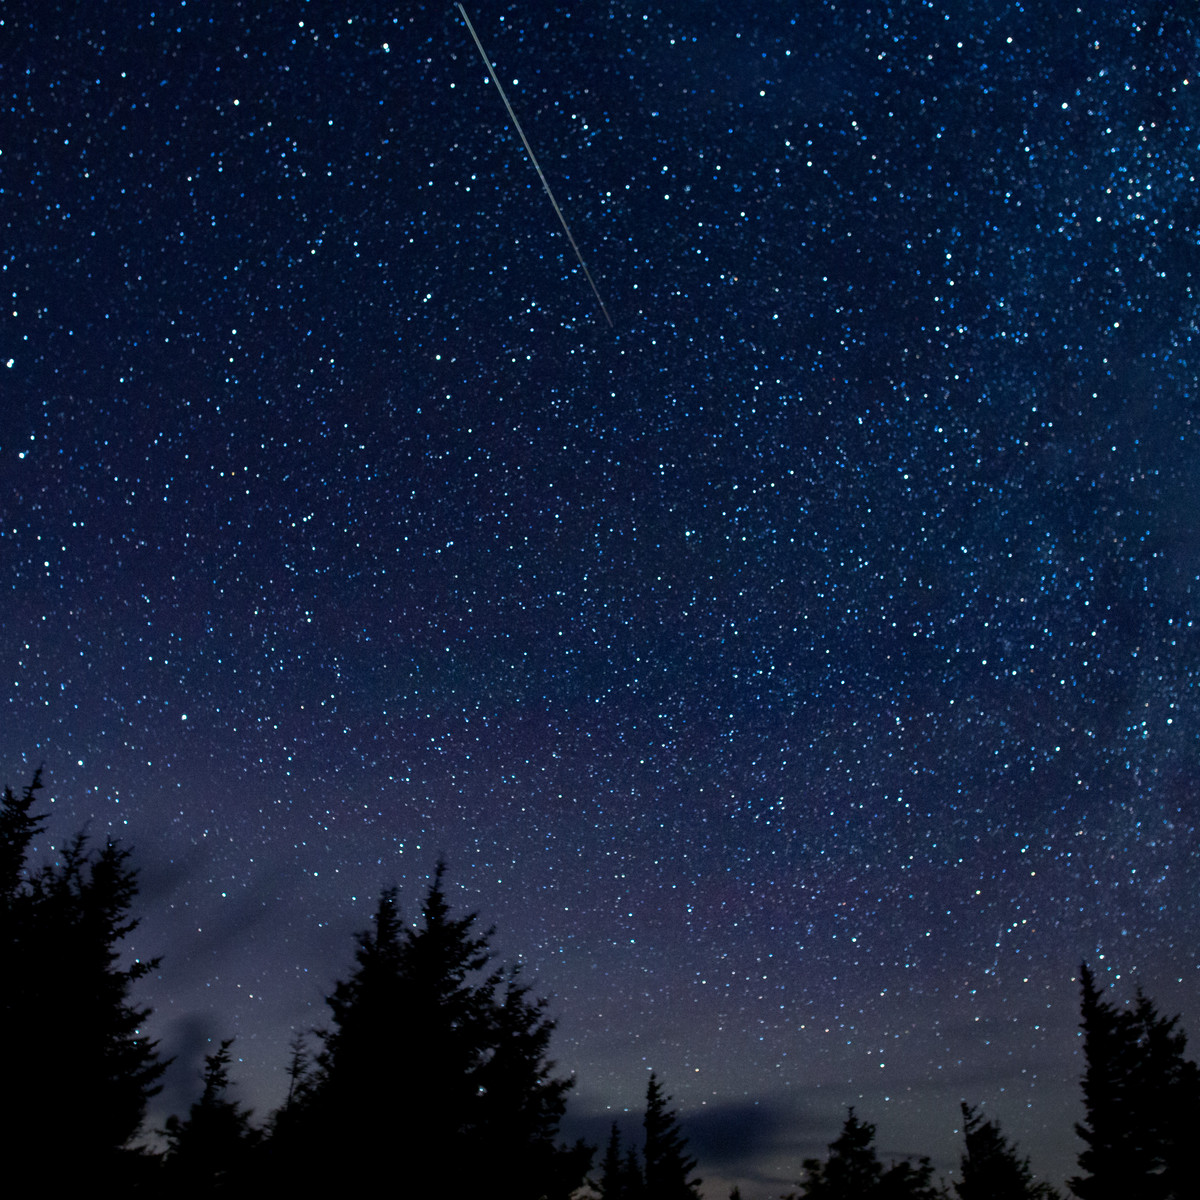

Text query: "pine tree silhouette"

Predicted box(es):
[599, 1122, 626, 1198]
[643, 1072, 702, 1199]
[280, 861, 590, 1197]
[597, 1121, 645, 1200]
[0, 770, 47, 910]
[956, 1103, 1059, 1200]
[163, 1038, 259, 1195]
[788, 1108, 945, 1200]
[1, 773, 166, 1182]
[1070, 962, 1200, 1200]
[473, 967, 593, 1195]
[878, 1157, 945, 1200]
[790, 1108, 884, 1199]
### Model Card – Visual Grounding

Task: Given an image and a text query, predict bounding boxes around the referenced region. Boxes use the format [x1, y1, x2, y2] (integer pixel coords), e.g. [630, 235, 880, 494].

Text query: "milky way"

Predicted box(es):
[4, 2, 1198, 1194]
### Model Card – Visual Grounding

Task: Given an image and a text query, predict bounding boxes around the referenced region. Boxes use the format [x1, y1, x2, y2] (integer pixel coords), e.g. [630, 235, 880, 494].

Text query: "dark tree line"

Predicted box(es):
[4, 772, 1199, 1199]
[782, 1100, 1061, 1200]
[778, 957, 1200, 1200]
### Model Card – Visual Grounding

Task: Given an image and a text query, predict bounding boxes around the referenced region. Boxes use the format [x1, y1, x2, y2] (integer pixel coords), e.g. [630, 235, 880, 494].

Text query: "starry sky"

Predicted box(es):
[4, 1, 1199, 1194]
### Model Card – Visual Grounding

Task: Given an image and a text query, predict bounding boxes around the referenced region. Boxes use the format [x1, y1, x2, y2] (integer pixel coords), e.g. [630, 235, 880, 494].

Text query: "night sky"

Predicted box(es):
[4, 1, 1199, 1194]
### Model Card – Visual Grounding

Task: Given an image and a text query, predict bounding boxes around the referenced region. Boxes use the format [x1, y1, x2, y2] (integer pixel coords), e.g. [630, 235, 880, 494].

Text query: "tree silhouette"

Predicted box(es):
[790, 1108, 884, 1199]
[0, 769, 47, 911]
[643, 1071, 702, 1199]
[283, 861, 589, 1197]
[1, 772, 166, 1180]
[1070, 962, 1200, 1200]
[473, 967, 593, 1195]
[955, 1104, 1058, 1200]
[788, 1108, 945, 1200]
[163, 1038, 259, 1194]
[598, 1122, 645, 1200]
[879, 1157, 945, 1200]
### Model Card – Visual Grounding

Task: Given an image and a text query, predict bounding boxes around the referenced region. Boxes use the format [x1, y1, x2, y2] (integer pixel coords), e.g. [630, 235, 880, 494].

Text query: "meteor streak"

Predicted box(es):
[457, 4, 614, 328]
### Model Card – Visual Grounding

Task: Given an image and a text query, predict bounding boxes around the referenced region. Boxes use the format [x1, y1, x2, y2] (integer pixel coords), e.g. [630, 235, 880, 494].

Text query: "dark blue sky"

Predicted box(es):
[4, 2, 1198, 1194]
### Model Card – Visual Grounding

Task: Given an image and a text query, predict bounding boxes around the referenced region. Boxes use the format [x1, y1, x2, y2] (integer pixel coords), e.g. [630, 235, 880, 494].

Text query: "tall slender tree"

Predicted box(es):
[473, 967, 593, 1195]
[642, 1072, 702, 1200]
[955, 1104, 1058, 1200]
[598, 1122, 644, 1200]
[163, 1038, 259, 1194]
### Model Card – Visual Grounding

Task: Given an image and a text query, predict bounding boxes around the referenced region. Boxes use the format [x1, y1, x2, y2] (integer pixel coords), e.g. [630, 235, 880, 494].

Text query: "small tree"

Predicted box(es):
[879, 1156, 945, 1200]
[597, 1122, 644, 1200]
[789, 1109, 945, 1200]
[956, 1103, 1059, 1200]
[791, 1108, 884, 1199]
[643, 1072, 702, 1199]
[164, 1038, 258, 1193]
[0, 769, 47, 910]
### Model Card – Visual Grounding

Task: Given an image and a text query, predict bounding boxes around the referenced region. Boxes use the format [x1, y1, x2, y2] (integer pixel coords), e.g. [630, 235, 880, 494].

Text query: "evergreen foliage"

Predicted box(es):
[0, 769, 47, 910]
[163, 1038, 259, 1194]
[599, 1122, 627, 1198]
[281, 861, 591, 1197]
[597, 1122, 646, 1200]
[269, 1030, 316, 1143]
[643, 1071, 702, 1199]
[956, 1103, 1059, 1200]
[788, 1108, 946, 1200]
[1, 772, 166, 1179]
[16, 767, 1165, 1197]
[1070, 963, 1200, 1200]
[790, 1108, 884, 1199]
[878, 1156, 945, 1200]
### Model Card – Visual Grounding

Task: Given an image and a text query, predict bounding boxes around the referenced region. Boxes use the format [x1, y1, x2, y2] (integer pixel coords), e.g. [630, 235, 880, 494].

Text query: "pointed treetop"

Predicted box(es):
[643, 1071, 702, 1200]
[0, 768, 47, 905]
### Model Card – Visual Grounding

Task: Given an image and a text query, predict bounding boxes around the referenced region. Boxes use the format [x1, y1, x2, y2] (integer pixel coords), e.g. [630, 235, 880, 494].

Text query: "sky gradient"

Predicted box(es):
[4, 2, 1199, 1195]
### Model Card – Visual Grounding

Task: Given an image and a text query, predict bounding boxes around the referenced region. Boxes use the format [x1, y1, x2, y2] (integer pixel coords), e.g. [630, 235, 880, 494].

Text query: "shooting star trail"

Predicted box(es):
[457, 4, 614, 328]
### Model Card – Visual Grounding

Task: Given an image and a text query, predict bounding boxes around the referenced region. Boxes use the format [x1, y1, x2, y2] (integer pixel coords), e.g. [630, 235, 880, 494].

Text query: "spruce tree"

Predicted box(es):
[285, 862, 590, 1197]
[624, 1143, 647, 1199]
[956, 1103, 1058, 1200]
[1070, 963, 1200, 1200]
[1, 774, 166, 1179]
[599, 1123, 627, 1198]
[879, 1156, 946, 1200]
[1071, 963, 1142, 1200]
[473, 967, 593, 1196]
[163, 1038, 259, 1194]
[791, 1108, 884, 1200]
[598, 1121, 647, 1200]
[0, 769, 46, 910]
[788, 1109, 946, 1200]
[642, 1072, 702, 1199]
